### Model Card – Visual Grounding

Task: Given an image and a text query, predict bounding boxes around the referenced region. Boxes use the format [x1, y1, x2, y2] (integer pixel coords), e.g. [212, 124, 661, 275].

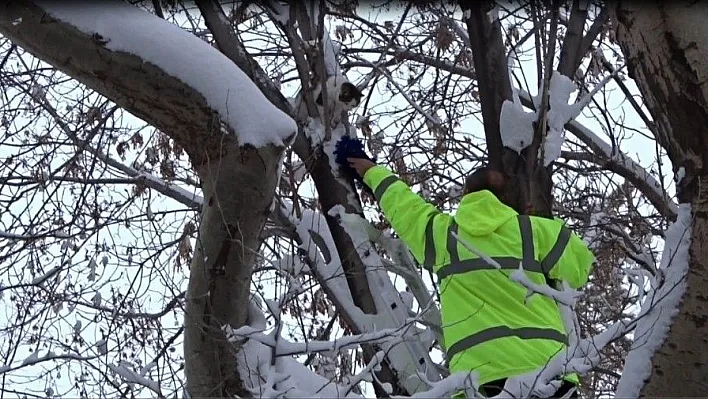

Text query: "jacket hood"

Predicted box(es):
[455, 190, 518, 235]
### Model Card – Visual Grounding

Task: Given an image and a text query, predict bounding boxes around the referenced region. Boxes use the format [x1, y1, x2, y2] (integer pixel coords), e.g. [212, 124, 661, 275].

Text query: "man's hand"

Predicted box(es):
[347, 157, 376, 177]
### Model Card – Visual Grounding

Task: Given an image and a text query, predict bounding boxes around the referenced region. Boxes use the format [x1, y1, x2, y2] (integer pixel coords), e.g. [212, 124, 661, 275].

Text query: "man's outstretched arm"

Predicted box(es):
[348, 158, 451, 268]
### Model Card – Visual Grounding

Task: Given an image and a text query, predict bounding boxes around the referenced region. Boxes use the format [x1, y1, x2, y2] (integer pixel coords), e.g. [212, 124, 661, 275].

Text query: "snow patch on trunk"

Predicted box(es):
[542, 73, 577, 165]
[37, 1, 296, 147]
[499, 99, 537, 153]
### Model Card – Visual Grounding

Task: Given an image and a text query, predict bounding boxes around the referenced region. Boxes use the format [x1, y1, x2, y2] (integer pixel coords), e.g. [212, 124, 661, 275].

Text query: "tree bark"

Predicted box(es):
[0, 2, 289, 397]
[184, 145, 283, 397]
[463, 1, 608, 218]
[613, 2, 708, 396]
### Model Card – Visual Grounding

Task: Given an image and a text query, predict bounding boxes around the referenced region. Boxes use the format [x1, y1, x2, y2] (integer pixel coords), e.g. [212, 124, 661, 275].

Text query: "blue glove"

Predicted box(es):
[333, 136, 376, 195]
[334, 136, 374, 165]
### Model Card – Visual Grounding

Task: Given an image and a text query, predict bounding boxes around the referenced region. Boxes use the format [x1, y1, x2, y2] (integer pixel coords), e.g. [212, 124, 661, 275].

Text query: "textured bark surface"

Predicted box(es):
[0, 2, 289, 397]
[184, 146, 282, 397]
[613, 2, 708, 396]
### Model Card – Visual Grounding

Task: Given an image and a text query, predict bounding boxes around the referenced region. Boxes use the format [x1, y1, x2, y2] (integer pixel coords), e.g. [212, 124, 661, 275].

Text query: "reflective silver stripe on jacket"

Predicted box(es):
[437, 214, 571, 278]
[446, 326, 569, 360]
[374, 175, 401, 202]
[423, 212, 439, 269]
[435, 214, 572, 356]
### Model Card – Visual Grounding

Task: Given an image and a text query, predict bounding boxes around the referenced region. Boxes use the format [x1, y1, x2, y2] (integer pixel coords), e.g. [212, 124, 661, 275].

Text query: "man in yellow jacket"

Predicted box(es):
[339, 141, 594, 398]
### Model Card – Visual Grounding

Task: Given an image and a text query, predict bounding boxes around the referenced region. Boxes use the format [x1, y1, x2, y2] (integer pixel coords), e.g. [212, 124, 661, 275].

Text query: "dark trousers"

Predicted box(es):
[480, 378, 578, 398]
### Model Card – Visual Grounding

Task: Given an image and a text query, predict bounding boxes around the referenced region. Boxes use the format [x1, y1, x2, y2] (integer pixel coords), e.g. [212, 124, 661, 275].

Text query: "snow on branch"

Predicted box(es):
[0, 351, 97, 376]
[510, 264, 582, 307]
[376, 230, 443, 341]
[615, 203, 692, 397]
[515, 89, 679, 220]
[279, 200, 370, 325]
[501, 69, 616, 165]
[225, 320, 415, 358]
[499, 96, 537, 153]
[322, 29, 342, 78]
[392, 371, 480, 399]
[234, 296, 363, 398]
[541, 71, 617, 166]
[37, 1, 296, 147]
[108, 361, 162, 395]
[278, 199, 443, 395]
[329, 205, 443, 393]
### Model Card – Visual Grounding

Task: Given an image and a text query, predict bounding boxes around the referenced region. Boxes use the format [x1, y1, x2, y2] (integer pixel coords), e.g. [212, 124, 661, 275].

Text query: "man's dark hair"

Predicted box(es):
[464, 166, 507, 198]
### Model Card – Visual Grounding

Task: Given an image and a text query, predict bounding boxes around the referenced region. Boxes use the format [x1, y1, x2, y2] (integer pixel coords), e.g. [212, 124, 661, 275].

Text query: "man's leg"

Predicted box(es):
[479, 379, 578, 398]
[551, 381, 578, 398]
[479, 378, 506, 397]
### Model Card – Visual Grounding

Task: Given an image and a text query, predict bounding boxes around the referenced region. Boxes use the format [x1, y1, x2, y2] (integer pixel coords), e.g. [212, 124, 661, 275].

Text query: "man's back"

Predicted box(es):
[440, 191, 592, 384]
[361, 165, 595, 386]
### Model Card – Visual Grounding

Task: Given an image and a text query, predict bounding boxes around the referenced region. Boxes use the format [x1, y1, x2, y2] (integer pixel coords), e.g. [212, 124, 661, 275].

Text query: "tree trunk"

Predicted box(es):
[462, 1, 550, 216]
[613, 2, 708, 396]
[0, 2, 289, 397]
[184, 145, 283, 397]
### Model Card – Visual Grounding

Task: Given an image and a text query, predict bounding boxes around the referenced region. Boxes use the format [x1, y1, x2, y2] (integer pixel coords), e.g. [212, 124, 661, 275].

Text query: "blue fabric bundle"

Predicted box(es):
[333, 136, 375, 195]
[334, 135, 374, 166]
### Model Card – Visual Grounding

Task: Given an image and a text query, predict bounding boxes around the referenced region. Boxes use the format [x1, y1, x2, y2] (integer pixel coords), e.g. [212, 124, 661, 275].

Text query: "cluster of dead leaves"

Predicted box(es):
[434, 21, 454, 53]
[174, 220, 196, 267]
[335, 24, 354, 42]
[116, 132, 144, 161]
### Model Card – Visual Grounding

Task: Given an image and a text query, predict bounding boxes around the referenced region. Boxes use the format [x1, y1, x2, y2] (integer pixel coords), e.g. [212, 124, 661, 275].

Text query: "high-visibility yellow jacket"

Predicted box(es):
[363, 165, 595, 386]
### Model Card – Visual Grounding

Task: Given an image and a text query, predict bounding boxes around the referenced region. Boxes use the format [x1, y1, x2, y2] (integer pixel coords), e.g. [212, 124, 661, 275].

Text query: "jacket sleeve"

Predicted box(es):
[363, 165, 451, 267]
[548, 231, 595, 289]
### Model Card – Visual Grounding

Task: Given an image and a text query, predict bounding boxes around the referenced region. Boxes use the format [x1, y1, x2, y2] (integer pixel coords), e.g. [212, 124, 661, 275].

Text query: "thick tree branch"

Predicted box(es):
[0, 1, 236, 165]
[461, 1, 512, 168]
[0, 3, 289, 397]
[195, 0, 294, 118]
[558, 0, 589, 77]
[613, 3, 708, 396]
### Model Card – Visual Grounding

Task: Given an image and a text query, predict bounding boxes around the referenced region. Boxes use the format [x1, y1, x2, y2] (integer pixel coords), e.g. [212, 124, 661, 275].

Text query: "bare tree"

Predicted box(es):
[0, 1, 696, 398]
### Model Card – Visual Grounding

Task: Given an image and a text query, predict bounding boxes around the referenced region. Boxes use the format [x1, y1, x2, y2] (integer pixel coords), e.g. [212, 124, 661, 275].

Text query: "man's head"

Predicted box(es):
[464, 166, 507, 198]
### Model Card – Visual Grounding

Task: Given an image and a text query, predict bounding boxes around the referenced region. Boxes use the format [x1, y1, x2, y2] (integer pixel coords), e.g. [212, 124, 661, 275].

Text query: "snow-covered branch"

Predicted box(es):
[35, 1, 295, 147]
[225, 322, 415, 358]
[108, 361, 162, 396]
[510, 265, 582, 307]
[329, 205, 443, 393]
[615, 203, 692, 396]
[516, 89, 678, 220]
[235, 296, 363, 398]
[278, 200, 370, 325]
[392, 372, 480, 399]
[0, 351, 98, 376]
